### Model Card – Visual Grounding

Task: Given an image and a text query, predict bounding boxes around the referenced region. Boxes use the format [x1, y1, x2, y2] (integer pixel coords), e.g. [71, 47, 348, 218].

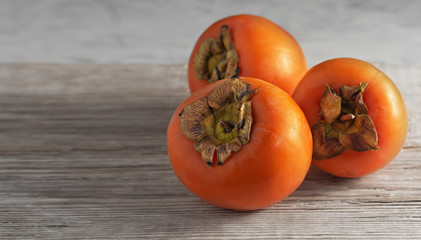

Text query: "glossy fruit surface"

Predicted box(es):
[293, 58, 408, 178]
[188, 14, 307, 95]
[168, 77, 312, 210]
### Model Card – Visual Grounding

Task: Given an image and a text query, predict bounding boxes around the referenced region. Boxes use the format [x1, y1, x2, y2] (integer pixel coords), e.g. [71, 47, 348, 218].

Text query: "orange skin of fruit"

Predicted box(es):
[293, 58, 408, 178]
[167, 77, 312, 210]
[188, 14, 307, 96]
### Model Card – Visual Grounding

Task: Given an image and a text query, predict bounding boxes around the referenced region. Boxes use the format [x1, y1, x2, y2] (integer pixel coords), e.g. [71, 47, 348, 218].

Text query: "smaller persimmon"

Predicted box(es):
[293, 58, 408, 178]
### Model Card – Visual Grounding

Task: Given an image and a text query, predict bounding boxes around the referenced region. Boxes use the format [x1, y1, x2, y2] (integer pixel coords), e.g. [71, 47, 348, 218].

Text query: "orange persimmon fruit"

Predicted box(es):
[293, 58, 408, 178]
[188, 14, 307, 95]
[167, 76, 312, 210]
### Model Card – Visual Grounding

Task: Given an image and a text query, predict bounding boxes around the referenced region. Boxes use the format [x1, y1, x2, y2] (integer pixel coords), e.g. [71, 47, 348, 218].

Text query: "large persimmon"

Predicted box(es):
[188, 14, 307, 95]
[293, 58, 408, 178]
[167, 76, 312, 210]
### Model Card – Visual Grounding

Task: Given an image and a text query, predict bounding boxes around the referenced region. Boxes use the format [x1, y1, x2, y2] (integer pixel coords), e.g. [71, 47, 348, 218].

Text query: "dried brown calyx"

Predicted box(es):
[193, 25, 240, 83]
[179, 76, 256, 166]
[312, 82, 379, 160]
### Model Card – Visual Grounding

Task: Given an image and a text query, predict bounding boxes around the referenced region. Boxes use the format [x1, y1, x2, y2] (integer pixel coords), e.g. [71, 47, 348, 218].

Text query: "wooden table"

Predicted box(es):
[0, 64, 420, 239]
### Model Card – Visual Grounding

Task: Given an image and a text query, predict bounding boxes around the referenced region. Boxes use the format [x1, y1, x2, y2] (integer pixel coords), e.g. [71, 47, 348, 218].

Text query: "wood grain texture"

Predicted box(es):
[0, 64, 419, 239]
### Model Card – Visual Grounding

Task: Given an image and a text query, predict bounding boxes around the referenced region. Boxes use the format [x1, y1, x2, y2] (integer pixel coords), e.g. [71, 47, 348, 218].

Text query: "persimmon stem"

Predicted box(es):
[193, 25, 240, 83]
[179, 77, 256, 166]
[219, 120, 235, 133]
[339, 114, 355, 122]
[312, 82, 379, 160]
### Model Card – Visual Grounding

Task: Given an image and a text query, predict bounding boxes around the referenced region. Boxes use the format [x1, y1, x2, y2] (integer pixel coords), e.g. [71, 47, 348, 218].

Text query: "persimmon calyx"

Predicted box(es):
[179, 76, 256, 166]
[193, 25, 240, 83]
[312, 82, 379, 160]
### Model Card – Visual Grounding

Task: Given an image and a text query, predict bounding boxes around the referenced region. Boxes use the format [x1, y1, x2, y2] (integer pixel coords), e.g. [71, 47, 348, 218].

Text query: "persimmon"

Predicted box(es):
[188, 14, 307, 95]
[167, 76, 312, 210]
[293, 58, 408, 178]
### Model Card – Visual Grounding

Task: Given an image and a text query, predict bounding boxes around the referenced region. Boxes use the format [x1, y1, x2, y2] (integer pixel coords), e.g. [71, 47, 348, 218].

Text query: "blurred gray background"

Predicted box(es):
[1, 0, 420, 67]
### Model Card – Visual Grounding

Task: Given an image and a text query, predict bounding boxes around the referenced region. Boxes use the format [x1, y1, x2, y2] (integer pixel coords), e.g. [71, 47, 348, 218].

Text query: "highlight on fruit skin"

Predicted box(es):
[188, 14, 307, 96]
[167, 76, 313, 210]
[293, 58, 408, 178]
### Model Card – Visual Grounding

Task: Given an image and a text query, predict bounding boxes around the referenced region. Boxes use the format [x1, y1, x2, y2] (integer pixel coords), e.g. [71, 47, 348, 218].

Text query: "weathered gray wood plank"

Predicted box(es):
[0, 64, 419, 239]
